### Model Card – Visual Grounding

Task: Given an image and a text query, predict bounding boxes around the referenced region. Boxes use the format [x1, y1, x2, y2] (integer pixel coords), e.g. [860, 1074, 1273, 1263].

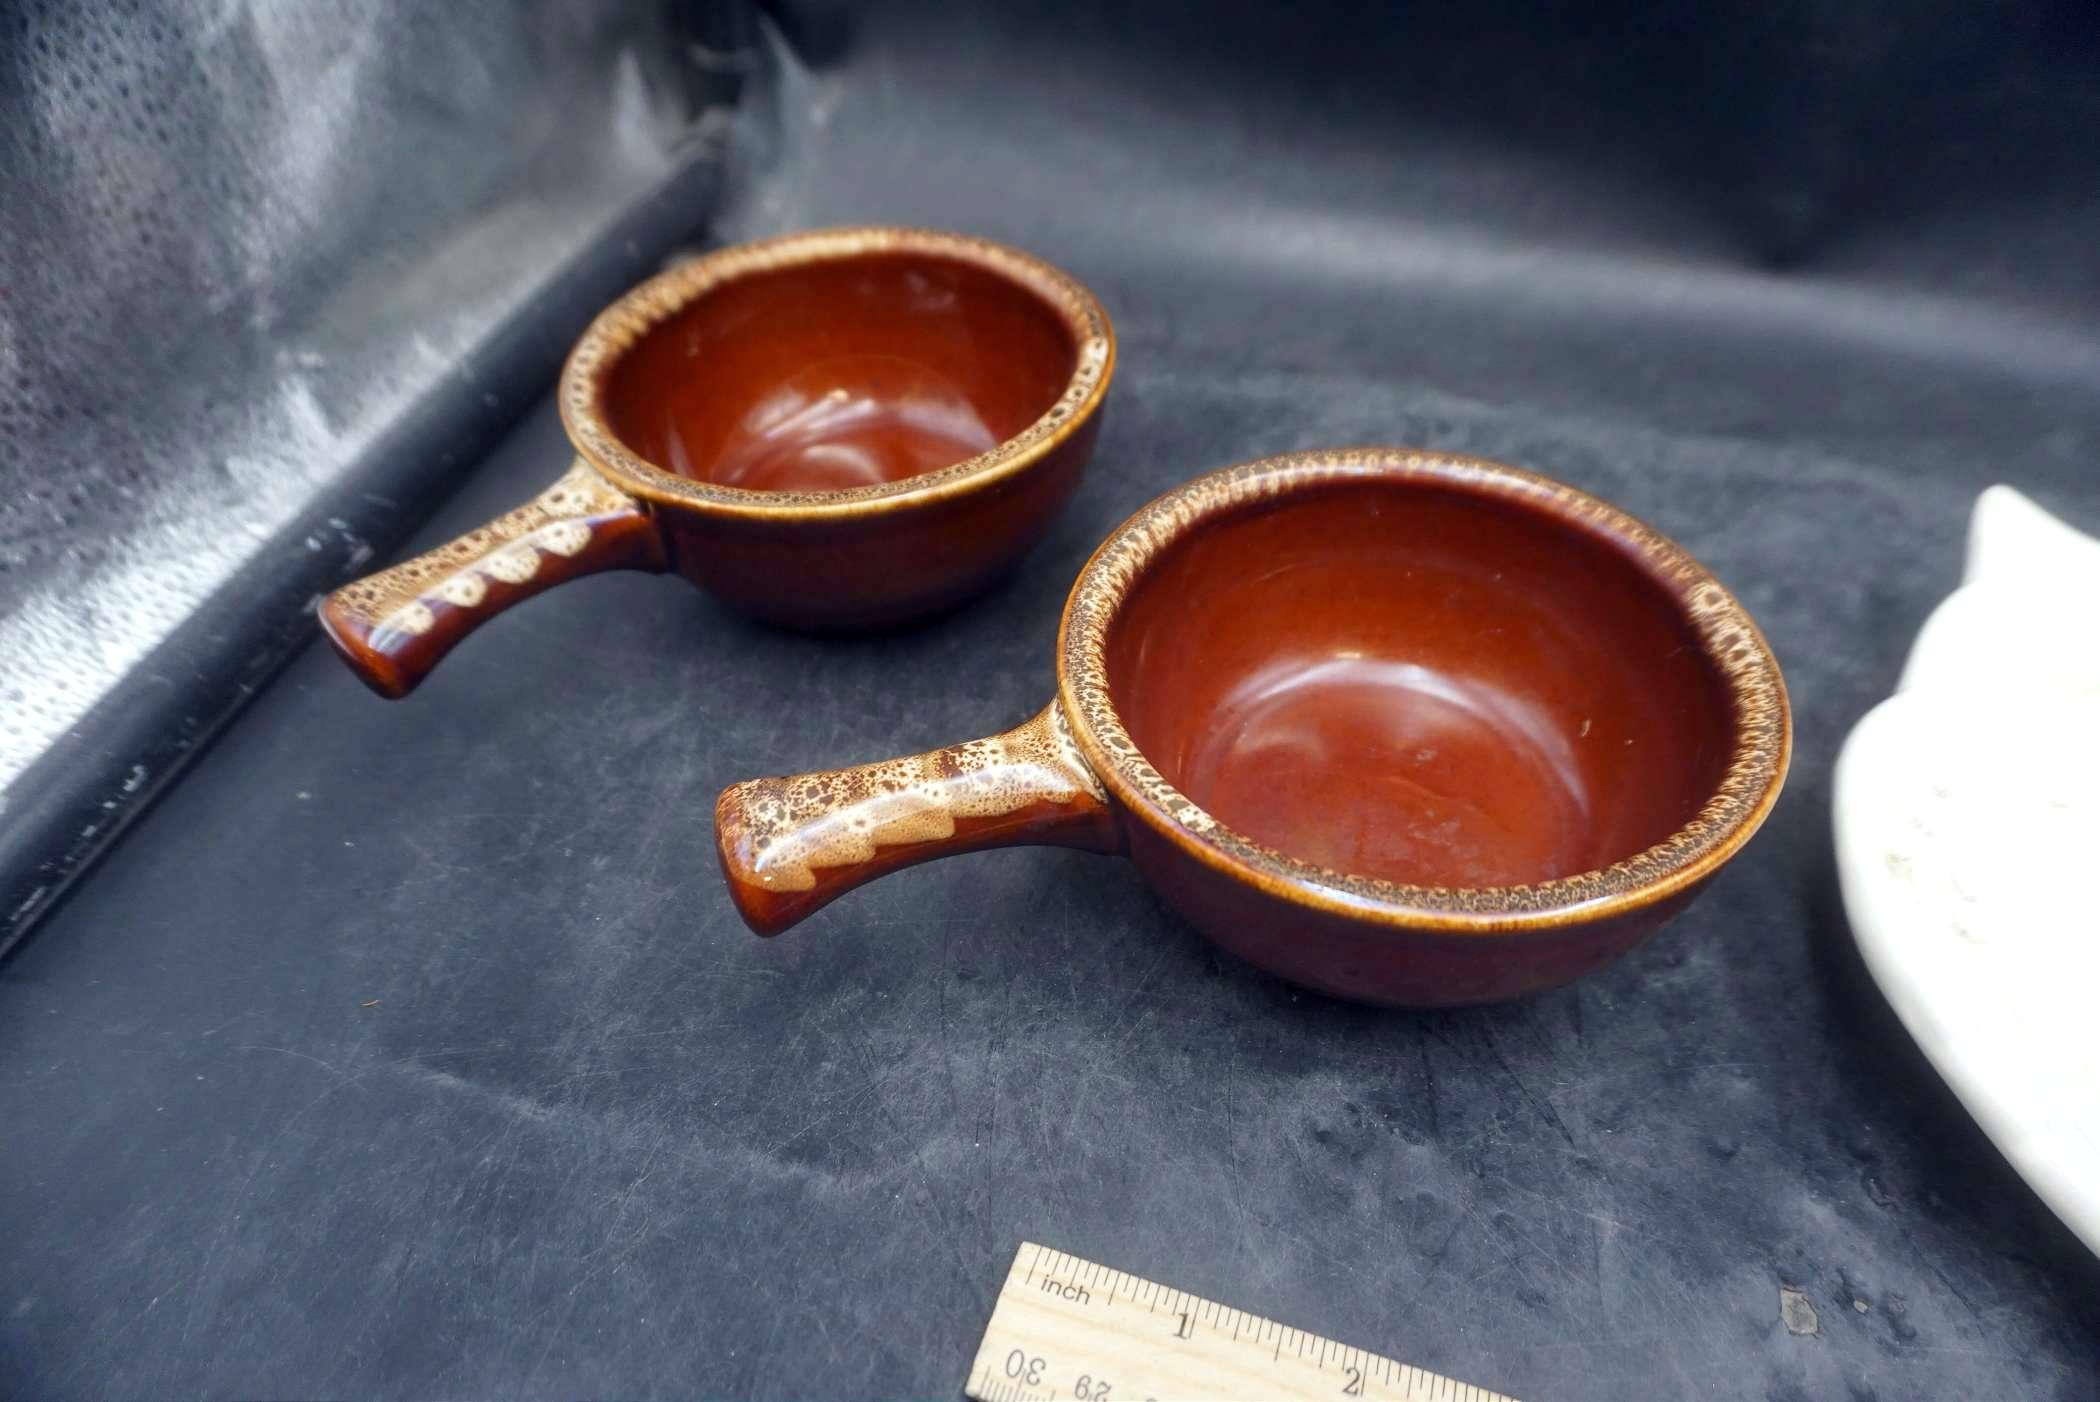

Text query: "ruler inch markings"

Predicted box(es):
[964, 1243, 1517, 1402]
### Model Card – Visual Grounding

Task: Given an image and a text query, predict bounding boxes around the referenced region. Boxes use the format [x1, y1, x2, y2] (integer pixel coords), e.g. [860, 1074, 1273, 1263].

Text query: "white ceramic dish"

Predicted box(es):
[1833, 486, 2100, 1257]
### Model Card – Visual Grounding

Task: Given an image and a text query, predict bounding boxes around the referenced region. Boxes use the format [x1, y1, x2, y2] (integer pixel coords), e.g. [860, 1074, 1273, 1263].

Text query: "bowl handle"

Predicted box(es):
[318, 458, 667, 698]
[714, 701, 1121, 935]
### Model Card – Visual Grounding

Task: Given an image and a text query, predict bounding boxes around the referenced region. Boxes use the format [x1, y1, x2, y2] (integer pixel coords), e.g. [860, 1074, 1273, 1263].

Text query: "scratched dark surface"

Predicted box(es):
[6, 2, 2100, 1398]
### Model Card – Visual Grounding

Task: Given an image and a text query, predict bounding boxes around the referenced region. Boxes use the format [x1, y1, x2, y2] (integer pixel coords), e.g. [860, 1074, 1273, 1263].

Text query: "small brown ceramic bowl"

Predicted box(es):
[320, 227, 1115, 698]
[714, 449, 1790, 1007]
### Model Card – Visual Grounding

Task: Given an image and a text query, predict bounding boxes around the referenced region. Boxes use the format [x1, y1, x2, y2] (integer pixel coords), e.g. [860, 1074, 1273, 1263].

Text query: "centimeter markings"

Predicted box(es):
[964, 1242, 1518, 1402]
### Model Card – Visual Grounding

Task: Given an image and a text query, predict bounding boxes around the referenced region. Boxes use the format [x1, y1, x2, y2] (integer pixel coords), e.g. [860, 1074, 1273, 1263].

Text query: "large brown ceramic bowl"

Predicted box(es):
[320, 227, 1114, 697]
[714, 449, 1790, 1007]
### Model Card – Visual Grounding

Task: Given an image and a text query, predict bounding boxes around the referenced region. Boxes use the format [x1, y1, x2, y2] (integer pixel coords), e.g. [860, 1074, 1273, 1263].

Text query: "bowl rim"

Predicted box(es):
[556, 225, 1114, 522]
[1055, 448, 1793, 932]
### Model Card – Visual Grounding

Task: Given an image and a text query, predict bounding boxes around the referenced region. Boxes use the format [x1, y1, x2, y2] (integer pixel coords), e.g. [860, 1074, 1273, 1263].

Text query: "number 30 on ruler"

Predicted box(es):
[994, 1350, 1113, 1398]
[964, 1243, 1517, 1402]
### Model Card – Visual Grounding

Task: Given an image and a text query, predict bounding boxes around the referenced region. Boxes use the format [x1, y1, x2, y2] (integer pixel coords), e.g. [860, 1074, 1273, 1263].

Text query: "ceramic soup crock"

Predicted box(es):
[320, 227, 1115, 697]
[715, 449, 1790, 1006]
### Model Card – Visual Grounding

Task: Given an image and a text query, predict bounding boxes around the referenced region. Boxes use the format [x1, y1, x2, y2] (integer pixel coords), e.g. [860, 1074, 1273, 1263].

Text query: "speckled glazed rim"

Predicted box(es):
[557, 226, 1115, 521]
[1055, 449, 1793, 932]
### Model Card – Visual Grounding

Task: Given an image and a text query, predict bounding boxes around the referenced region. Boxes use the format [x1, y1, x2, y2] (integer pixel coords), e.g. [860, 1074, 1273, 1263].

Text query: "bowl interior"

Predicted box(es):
[1103, 479, 1738, 889]
[601, 252, 1079, 493]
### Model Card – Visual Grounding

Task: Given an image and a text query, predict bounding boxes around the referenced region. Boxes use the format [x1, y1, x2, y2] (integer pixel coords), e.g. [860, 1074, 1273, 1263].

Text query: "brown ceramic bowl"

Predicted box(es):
[714, 449, 1790, 1007]
[320, 227, 1115, 698]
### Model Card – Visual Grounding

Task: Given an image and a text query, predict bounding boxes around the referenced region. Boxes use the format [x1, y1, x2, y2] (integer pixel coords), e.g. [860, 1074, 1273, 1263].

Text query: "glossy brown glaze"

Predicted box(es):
[714, 449, 1791, 1008]
[318, 459, 666, 698]
[715, 703, 1118, 935]
[665, 413, 1101, 630]
[319, 228, 1114, 696]
[605, 253, 1077, 493]
[1124, 811, 1706, 1005]
[1104, 481, 1735, 888]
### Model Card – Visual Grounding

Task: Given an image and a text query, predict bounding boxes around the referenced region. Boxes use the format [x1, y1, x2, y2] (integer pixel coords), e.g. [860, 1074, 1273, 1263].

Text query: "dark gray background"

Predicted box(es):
[4, 1, 2099, 1397]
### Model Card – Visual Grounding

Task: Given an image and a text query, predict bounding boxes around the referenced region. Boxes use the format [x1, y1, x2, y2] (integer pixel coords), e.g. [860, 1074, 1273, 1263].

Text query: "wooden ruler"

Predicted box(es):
[964, 1243, 1517, 1402]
